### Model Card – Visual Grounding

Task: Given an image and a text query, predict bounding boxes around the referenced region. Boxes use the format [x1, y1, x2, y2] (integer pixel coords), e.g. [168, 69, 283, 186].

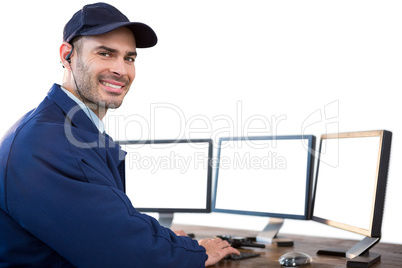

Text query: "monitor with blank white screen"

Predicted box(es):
[118, 139, 213, 228]
[212, 135, 316, 243]
[311, 130, 392, 266]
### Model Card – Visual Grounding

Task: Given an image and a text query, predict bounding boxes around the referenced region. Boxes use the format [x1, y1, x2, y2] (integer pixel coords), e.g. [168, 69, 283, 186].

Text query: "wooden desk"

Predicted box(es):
[172, 224, 402, 268]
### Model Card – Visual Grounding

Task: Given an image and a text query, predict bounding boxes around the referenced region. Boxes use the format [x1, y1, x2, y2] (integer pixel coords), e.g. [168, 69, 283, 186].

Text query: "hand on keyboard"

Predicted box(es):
[199, 237, 240, 266]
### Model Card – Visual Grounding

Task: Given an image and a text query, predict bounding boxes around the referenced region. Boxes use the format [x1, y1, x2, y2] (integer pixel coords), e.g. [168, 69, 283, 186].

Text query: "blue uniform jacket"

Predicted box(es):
[0, 84, 207, 267]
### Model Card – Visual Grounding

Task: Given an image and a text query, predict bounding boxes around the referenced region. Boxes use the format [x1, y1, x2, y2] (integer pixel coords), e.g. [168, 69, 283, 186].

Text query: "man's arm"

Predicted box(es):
[4, 123, 208, 267]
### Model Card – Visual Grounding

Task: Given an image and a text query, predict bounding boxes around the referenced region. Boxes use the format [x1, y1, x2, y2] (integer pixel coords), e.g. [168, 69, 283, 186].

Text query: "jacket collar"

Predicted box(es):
[47, 84, 100, 135]
[47, 84, 126, 166]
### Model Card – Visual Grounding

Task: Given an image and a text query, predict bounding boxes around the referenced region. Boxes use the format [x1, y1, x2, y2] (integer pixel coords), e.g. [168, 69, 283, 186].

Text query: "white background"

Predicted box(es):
[1, 1, 401, 244]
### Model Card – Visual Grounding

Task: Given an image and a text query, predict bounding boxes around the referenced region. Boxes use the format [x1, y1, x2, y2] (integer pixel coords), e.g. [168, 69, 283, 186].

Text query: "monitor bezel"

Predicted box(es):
[212, 135, 316, 220]
[311, 130, 392, 238]
[117, 138, 213, 214]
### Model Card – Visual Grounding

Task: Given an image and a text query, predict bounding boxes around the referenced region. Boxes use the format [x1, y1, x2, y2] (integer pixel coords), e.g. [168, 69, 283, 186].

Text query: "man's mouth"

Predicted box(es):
[100, 80, 125, 93]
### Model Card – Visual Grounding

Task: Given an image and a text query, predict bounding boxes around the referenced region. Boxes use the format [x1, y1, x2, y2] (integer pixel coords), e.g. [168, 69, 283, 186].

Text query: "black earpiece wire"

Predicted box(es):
[66, 46, 107, 147]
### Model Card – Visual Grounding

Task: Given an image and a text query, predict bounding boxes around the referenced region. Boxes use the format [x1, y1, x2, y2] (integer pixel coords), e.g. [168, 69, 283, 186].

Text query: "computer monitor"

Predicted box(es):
[212, 135, 316, 243]
[311, 130, 392, 266]
[118, 139, 213, 228]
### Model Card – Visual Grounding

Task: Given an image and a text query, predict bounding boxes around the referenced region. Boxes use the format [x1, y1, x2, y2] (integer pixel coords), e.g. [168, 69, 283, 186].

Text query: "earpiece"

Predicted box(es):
[65, 45, 74, 64]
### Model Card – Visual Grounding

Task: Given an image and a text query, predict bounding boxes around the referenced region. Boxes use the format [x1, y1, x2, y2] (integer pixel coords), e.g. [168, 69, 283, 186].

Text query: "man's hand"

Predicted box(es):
[199, 237, 240, 266]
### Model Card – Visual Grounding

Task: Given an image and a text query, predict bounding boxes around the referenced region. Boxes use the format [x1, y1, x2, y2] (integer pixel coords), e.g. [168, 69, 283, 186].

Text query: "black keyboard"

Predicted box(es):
[226, 251, 260, 260]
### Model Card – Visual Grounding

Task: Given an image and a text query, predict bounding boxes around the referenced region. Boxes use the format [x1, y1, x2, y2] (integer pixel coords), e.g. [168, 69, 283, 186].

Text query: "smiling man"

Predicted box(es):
[61, 27, 137, 120]
[0, 2, 238, 267]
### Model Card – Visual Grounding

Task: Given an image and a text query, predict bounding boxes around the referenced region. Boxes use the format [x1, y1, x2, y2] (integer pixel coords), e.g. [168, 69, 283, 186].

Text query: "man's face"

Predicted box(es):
[72, 27, 137, 112]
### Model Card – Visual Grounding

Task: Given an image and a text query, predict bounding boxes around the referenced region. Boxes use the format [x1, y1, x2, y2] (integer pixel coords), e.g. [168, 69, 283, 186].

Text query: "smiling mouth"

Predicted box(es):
[100, 80, 126, 93]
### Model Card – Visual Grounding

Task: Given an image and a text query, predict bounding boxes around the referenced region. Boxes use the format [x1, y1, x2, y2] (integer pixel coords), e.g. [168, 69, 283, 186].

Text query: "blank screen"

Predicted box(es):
[122, 141, 211, 211]
[214, 136, 313, 218]
[313, 136, 381, 232]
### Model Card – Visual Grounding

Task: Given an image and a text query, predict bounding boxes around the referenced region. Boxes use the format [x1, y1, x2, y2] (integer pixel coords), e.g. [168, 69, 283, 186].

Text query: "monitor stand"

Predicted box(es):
[317, 236, 381, 267]
[256, 218, 293, 246]
[158, 212, 174, 228]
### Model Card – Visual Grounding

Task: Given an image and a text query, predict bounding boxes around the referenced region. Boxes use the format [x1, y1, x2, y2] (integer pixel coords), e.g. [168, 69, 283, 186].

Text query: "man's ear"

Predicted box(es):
[60, 42, 74, 70]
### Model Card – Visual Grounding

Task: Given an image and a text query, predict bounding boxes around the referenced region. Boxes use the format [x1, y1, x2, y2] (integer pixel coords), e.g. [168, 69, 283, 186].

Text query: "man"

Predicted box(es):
[0, 3, 238, 267]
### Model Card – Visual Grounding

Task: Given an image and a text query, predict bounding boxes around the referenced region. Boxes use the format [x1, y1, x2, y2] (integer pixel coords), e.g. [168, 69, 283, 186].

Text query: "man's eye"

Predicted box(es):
[126, 57, 135, 62]
[100, 52, 110, 57]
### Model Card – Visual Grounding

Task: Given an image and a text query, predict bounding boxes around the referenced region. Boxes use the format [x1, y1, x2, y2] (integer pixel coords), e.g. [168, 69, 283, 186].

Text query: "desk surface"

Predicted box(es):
[172, 224, 402, 268]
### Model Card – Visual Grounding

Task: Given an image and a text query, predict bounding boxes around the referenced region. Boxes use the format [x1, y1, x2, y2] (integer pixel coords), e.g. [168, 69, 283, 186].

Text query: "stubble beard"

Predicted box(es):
[74, 57, 127, 112]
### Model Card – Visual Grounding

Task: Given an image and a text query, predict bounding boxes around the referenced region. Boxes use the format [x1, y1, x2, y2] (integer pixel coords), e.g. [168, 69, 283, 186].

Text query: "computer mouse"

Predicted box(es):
[278, 251, 312, 267]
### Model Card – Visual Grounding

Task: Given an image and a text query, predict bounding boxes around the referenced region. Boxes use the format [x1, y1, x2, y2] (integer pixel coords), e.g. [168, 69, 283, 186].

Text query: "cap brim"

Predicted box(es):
[80, 22, 157, 48]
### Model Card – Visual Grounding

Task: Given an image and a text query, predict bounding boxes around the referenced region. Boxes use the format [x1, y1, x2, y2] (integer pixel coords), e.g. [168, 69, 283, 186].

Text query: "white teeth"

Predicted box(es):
[101, 81, 122, 89]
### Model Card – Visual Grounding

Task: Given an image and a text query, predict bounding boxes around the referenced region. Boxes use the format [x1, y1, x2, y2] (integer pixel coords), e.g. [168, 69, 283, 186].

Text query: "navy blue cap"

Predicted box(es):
[63, 2, 157, 48]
